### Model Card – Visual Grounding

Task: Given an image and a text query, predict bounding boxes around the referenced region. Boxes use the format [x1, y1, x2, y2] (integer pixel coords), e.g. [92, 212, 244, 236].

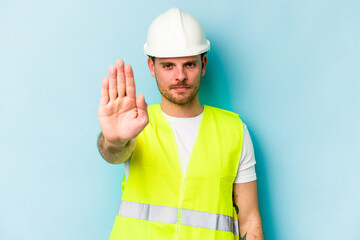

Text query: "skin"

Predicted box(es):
[147, 54, 207, 117]
[97, 55, 264, 239]
[97, 60, 148, 164]
[234, 181, 264, 239]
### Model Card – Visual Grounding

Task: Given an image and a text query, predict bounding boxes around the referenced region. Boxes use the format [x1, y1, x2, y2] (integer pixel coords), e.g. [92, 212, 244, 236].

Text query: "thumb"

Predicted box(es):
[136, 94, 148, 123]
[136, 93, 147, 110]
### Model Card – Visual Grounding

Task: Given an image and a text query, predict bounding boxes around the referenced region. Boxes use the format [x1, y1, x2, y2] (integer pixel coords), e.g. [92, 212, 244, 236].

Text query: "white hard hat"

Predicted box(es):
[144, 8, 210, 58]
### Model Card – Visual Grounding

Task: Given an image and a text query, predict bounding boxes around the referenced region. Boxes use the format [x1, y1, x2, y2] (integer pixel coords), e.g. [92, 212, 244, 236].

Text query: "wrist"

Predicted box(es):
[104, 138, 129, 149]
[101, 134, 136, 151]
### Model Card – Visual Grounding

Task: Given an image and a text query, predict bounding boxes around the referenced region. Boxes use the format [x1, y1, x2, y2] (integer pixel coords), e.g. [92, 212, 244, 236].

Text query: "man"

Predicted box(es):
[98, 8, 264, 240]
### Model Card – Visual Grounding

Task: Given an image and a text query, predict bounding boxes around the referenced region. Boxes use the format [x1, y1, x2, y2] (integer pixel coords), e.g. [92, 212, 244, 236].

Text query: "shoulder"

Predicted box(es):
[145, 103, 162, 122]
[147, 103, 161, 113]
[204, 105, 242, 122]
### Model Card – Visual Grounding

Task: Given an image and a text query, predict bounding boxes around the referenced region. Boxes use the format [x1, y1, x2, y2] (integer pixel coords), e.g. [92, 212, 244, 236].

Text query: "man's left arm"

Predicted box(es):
[233, 181, 264, 240]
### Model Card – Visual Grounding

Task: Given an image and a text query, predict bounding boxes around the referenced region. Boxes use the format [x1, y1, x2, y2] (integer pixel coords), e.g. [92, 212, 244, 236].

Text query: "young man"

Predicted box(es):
[98, 8, 264, 240]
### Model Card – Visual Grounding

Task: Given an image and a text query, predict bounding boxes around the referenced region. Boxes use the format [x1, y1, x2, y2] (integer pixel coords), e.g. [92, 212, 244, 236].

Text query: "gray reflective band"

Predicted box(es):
[233, 220, 239, 236]
[117, 200, 238, 235]
[118, 200, 178, 224]
[181, 208, 235, 233]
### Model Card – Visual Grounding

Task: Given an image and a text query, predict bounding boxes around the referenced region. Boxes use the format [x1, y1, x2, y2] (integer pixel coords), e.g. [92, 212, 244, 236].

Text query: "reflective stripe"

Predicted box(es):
[233, 220, 239, 236]
[118, 200, 238, 235]
[118, 200, 178, 224]
[181, 208, 234, 233]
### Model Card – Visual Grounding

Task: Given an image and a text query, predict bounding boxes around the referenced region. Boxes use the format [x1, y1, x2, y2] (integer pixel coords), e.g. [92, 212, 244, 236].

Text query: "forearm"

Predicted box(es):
[238, 212, 264, 240]
[233, 181, 264, 240]
[97, 132, 136, 164]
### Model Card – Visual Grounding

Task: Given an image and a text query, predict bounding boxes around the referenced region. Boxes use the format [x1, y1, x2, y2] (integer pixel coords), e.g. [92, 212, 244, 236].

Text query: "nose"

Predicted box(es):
[175, 67, 187, 81]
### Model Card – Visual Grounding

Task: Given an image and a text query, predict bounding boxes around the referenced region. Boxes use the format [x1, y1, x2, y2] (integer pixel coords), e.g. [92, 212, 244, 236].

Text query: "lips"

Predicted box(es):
[173, 87, 189, 90]
[170, 86, 191, 92]
[170, 85, 191, 89]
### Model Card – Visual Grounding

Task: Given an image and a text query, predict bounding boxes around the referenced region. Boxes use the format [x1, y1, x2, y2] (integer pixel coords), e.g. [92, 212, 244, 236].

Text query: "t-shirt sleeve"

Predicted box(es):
[234, 123, 257, 183]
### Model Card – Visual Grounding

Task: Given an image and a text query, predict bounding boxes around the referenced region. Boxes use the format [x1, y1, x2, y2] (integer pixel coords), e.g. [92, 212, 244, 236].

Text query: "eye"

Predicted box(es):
[185, 62, 196, 67]
[162, 63, 173, 69]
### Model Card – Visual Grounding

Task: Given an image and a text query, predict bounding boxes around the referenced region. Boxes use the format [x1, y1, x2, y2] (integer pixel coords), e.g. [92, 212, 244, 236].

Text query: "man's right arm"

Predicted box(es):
[97, 133, 136, 164]
[97, 59, 148, 164]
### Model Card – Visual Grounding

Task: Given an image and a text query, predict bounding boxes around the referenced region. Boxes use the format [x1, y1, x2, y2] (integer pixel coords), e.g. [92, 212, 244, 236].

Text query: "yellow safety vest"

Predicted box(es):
[110, 103, 244, 240]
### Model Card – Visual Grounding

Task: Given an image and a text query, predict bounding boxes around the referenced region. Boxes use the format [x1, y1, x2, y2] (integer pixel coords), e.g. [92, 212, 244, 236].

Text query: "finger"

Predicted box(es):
[108, 66, 117, 101]
[125, 64, 135, 98]
[136, 94, 148, 121]
[100, 77, 109, 106]
[116, 59, 125, 98]
[136, 93, 147, 111]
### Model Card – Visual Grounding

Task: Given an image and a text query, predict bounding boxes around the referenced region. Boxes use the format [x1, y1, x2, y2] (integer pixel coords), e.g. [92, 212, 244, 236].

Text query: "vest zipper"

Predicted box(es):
[158, 106, 184, 240]
[167, 122, 183, 240]
[175, 108, 206, 239]
[159, 104, 206, 240]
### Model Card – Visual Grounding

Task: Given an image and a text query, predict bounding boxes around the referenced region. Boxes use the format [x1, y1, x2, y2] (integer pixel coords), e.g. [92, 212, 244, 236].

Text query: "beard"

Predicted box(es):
[157, 81, 201, 105]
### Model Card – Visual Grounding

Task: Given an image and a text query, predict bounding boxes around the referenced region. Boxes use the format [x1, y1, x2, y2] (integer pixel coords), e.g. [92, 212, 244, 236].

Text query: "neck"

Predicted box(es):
[160, 95, 203, 118]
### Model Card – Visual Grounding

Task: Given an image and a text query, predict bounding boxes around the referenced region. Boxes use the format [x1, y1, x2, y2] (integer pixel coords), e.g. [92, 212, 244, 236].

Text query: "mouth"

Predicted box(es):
[171, 86, 191, 92]
[173, 87, 189, 90]
[170, 85, 191, 90]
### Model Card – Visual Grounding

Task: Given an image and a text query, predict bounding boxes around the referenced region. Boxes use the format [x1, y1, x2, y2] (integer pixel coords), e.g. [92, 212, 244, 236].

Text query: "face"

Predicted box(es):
[148, 54, 207, 106]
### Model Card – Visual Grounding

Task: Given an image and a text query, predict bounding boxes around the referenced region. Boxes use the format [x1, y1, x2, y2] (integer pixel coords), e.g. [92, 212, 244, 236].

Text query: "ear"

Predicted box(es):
[201, 55, 208, 76]
[147, 57, 156, 77]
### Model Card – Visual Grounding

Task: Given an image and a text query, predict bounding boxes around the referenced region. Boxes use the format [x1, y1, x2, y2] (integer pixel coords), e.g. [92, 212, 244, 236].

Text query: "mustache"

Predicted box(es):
[170, 84, 191, 89]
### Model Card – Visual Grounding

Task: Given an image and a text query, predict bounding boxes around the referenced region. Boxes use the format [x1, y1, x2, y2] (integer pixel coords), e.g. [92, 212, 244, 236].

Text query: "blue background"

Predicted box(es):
[1, 0, 359, 239]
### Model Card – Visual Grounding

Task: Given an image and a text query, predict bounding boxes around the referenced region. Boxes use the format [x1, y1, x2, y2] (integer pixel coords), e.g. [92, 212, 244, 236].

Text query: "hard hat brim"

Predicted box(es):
[144, 40, 210, 58]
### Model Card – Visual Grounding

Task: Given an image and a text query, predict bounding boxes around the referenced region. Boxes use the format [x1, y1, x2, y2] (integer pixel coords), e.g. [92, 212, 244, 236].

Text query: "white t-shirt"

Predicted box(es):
[124, 111, 257, 183]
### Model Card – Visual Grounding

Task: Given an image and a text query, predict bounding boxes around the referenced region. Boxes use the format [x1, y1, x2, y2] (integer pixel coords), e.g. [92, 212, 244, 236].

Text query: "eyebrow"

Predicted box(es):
[158, 60, 198, 65]
[159, 61, 175, 65]
[184, 60, 198, 65]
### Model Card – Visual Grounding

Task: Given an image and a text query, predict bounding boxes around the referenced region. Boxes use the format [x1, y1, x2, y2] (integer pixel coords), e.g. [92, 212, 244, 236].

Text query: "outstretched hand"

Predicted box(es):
[98, 59, 149, 146]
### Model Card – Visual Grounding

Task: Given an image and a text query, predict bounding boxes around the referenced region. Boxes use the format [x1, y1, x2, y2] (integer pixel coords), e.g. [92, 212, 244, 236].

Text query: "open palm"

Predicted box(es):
[98, 59, 148, 145]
